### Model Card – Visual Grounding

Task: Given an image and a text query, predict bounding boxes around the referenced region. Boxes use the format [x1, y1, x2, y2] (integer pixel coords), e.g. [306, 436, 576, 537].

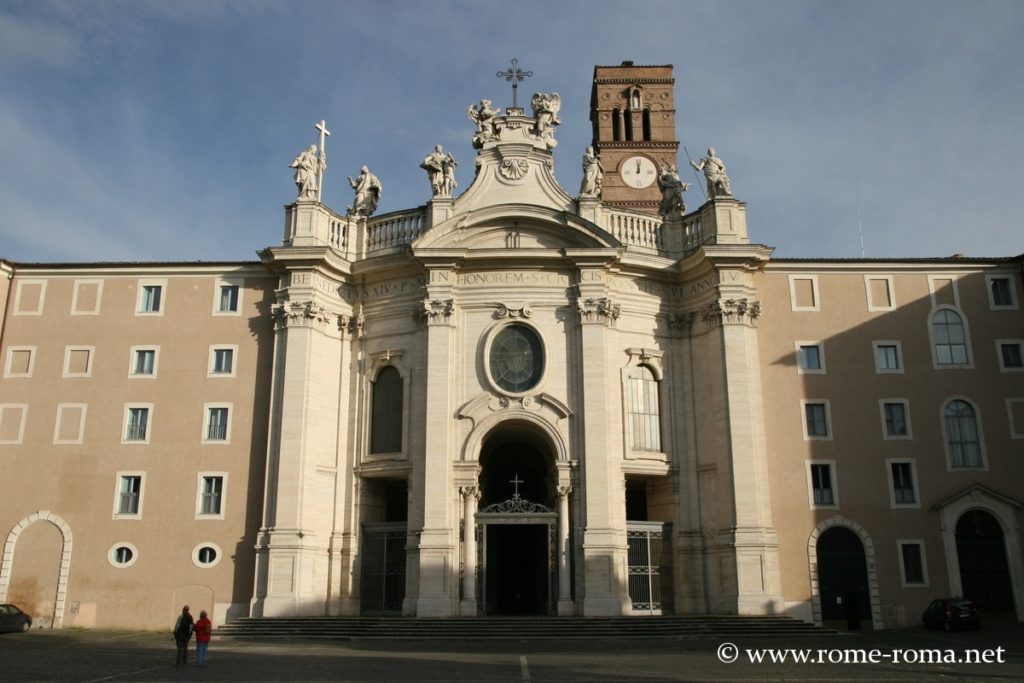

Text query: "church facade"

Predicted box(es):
[1, 63, 1022, 631]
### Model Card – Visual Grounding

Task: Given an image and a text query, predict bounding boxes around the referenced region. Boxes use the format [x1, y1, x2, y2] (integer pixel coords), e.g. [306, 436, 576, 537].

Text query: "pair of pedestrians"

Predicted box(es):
[173, 605, 213, 667]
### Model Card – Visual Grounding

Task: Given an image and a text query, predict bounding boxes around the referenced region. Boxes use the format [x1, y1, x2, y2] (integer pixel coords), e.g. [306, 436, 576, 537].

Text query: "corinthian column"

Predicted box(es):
[557, 484, 573, 615]
[460, 486, 480, 615]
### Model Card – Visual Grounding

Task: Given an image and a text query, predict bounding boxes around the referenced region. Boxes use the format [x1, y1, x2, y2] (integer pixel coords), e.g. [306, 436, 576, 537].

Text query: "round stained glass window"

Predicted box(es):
[489, 324, 544, 393]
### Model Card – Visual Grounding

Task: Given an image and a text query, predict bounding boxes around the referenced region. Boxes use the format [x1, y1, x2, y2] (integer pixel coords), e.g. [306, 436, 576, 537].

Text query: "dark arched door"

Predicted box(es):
[817, 527, 871, 630]
[956, 510, 1015, 614]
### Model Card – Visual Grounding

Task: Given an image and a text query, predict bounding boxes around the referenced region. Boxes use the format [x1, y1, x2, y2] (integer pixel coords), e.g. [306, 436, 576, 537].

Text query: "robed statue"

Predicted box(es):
[347, 165, 383, 217]
[420, 145, 458, 197]
[289, 145, 325, 200]
[690, 147, 732, 199]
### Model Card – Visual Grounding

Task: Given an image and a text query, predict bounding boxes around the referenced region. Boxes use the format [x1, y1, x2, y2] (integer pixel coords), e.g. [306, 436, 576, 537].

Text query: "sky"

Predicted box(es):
[1, 0, 1022, 263]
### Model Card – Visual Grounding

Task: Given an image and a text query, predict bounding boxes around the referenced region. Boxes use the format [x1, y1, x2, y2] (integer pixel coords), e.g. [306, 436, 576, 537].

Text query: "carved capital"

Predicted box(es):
[460, 485, 481, 501]
[416, 298, 455, 326]
[338, 310, 365, 338]
[556, 484, 573, 499]
[700, 298, 762, 327]
[577, 296, 621, 326]
[272, 300, 337, 331]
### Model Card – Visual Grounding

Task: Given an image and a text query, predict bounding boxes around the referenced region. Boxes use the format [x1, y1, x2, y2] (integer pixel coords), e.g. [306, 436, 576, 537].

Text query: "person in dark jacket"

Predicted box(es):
[172, 605, 194, 667]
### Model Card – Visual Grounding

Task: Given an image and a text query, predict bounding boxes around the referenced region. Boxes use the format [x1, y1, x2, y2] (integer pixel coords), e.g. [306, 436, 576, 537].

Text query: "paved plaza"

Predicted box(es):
[0, 623, 1022, 682]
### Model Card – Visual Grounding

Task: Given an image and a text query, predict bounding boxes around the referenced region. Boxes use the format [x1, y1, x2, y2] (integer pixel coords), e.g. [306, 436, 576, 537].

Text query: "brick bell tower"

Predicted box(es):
[590, 62, 680, 214]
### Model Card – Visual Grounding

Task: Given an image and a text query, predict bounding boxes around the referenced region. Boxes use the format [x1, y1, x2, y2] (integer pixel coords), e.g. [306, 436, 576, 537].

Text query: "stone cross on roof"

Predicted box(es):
[496, 58, 532, 109]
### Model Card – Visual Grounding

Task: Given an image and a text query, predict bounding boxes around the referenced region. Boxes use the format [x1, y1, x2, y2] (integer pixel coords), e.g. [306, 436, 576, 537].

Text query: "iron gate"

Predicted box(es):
[360, 523, 406, 613]
[627, 522, 669, 613]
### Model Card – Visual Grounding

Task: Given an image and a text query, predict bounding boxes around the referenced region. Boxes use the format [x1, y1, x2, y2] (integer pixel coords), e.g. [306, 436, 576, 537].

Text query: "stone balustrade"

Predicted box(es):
[605, 209, 664, 251]
[366, 209, 427, 253]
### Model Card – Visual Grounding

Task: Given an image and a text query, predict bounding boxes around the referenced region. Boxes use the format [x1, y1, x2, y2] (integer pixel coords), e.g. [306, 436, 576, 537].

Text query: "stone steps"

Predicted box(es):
[216, 615, 835, 641]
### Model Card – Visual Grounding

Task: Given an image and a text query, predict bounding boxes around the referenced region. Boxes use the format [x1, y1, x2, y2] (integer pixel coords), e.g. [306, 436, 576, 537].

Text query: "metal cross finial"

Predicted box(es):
[314, 119, 331, 201]
[496, 58, 532, 109]
[509, 474, 524, 498]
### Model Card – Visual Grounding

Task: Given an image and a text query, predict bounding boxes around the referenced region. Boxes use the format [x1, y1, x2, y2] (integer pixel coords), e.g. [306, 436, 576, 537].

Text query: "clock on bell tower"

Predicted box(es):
[589, 61, 680, 214]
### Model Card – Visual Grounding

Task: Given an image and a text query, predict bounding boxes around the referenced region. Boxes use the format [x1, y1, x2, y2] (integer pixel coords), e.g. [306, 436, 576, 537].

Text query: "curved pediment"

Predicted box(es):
[412, 203, 619, 253]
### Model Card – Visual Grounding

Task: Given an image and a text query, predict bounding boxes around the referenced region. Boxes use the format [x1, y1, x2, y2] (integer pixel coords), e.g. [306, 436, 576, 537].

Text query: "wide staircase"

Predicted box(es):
[216, 615, 835, 641]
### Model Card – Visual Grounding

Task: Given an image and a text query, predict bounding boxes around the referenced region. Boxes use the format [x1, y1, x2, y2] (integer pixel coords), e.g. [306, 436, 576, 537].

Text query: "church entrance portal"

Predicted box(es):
[476, 431, 559, 615]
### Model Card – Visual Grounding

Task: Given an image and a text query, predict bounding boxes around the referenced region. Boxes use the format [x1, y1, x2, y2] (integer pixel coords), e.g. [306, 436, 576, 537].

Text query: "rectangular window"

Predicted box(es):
[132, 348, 157, 376]
[808, 462, 836, 508]
[987, 275, 1016, 309]
[116, 475, 142, 516]
[627, 365, 662, 451]
[796, 342, 825, 373]
[211, 348, 234, 375]
[124, 406, 150, 443]
[136, 280, 167, 315]
[873, 341, 902, 374]
[71, 279, 103, 315]
[888, 460, 918, 506]
[1007, 399, 1024, 439]
[898, 541, 928, 586]
[200, 476, 223, 515]
[141, 285, 161, 312]
[4, 347, 35, 377]
[998, 341, 1023, 371]
[882, 401, 911, 438]
[928, 275, 959, 308]
[206, 407, 229, 442]
[803, 401, 830, 439]
[218, 285, 239, 313]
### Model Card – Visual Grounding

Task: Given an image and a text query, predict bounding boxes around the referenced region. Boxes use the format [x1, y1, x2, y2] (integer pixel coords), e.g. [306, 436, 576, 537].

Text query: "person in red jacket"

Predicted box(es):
[194, 610, 213, 667]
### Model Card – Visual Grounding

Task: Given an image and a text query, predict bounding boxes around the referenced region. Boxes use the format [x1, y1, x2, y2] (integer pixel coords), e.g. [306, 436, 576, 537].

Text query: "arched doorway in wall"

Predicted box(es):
[817, 527, 871, 630]
[956, 510, 1015, 615]
[477, 425, 557, 615]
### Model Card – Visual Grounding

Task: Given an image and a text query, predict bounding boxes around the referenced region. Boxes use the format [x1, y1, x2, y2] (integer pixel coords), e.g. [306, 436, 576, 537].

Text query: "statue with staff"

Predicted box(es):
[289, 120, 330, 201]
[689, 147, 732, 199]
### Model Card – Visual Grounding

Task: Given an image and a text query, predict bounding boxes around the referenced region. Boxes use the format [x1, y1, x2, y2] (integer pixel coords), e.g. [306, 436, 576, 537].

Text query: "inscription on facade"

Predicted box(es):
[341, 277, 426, 299]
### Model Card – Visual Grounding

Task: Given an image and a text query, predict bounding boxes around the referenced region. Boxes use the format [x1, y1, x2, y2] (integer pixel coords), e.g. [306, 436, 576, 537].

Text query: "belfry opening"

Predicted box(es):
[476, 424, 559, 615]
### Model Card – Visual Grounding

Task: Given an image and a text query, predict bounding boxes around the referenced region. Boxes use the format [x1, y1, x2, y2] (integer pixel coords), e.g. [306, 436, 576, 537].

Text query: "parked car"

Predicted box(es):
[922, 598, 980, 631]
[0, 604, 32, 633]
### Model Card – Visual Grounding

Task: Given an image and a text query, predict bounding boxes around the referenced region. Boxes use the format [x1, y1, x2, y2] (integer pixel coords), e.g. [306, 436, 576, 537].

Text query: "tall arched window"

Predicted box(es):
[944, 399, 982, 468]
[642, 108, 651, 141]
[612, 108, 621, 142]
[624, 109, 634, 141]
[370, 366, 403, 453]
[627, 365, 661, 451]
[932, 309, 969, 365]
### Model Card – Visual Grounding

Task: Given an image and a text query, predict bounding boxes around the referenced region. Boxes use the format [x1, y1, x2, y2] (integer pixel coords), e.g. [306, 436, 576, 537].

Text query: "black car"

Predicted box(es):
[0, 604, 32, 633]
[922, 598, 981, 631]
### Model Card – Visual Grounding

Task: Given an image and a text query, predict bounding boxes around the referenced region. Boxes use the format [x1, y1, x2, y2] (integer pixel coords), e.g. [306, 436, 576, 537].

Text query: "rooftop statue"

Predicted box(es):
[289, 145, 325, 201]
[690, 147, 732, 199]
[467, 99, 501, 148]
[531, 92, 561, 147]
[579, 146, 604, 198]
[657, 163, 690, 217]
[347, 165, 382, 217]
[420, 145, 458, 198]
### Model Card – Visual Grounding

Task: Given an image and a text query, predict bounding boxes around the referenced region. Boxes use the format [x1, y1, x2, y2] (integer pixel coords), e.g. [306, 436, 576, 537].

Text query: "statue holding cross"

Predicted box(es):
[288, 119, 330, 201]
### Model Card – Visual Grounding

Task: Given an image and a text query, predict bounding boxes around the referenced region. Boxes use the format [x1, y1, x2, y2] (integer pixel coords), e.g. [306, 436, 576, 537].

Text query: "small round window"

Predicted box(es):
[488, 324, 544, 393]
[108, 543, 138, 568]
[192, 543, 222, 568]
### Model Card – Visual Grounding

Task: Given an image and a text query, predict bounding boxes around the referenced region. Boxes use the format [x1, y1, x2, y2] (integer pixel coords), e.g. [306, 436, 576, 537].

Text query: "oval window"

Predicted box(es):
[192, 543, 222, 568]
[108, 543, 138, 568]
[489, 324, 544, 393]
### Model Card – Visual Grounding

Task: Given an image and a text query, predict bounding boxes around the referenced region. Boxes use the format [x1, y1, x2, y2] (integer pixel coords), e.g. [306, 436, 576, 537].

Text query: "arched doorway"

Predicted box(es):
[817, 527, 871, 630]
[956, 510, 1015, 614]
[477, 427, 557, 615]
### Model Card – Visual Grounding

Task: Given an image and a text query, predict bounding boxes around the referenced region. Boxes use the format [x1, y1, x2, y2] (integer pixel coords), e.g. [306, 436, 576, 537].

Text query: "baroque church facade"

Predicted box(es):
[1, 63, 1022, 631]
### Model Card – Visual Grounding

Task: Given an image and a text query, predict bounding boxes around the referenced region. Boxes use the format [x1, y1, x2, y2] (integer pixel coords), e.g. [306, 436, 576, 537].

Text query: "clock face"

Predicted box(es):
[621, 156, 657, 188]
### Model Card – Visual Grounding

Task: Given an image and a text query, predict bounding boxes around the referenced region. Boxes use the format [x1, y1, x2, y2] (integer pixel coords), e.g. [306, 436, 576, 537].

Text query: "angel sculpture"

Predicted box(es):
[467, 99, 500, 148]
[531, 92, 561, 145]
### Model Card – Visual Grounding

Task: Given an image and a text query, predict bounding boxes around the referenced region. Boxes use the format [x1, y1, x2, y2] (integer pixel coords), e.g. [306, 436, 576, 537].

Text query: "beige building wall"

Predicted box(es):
[758, 262, 1024, 627]
[0, 264, 276, 629]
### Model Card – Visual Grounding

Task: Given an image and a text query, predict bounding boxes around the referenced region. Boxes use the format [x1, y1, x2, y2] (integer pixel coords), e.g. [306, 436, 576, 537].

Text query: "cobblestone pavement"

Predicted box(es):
[1, 622, 1022, 682]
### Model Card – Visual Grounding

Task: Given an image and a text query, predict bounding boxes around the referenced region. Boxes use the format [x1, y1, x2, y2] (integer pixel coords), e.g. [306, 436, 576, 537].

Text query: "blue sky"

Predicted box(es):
[1, 0, 1022, 263]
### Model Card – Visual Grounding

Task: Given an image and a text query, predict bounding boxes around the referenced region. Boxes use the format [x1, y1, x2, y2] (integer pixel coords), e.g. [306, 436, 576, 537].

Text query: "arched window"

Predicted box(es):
[642, 108, 651, 141]
[627, 365, 661, 451]
[932, 309, 969, 365]
[612, 108, 621, 142]
[624, 109, 634, 142]
[370, 366, 403, 453]
[944, 399, 982, 468]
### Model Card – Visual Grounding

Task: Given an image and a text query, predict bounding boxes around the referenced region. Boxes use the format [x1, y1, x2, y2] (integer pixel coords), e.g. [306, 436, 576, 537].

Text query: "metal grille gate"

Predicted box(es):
[627, 522, 668, 613]
[360, 523, 406, 613]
